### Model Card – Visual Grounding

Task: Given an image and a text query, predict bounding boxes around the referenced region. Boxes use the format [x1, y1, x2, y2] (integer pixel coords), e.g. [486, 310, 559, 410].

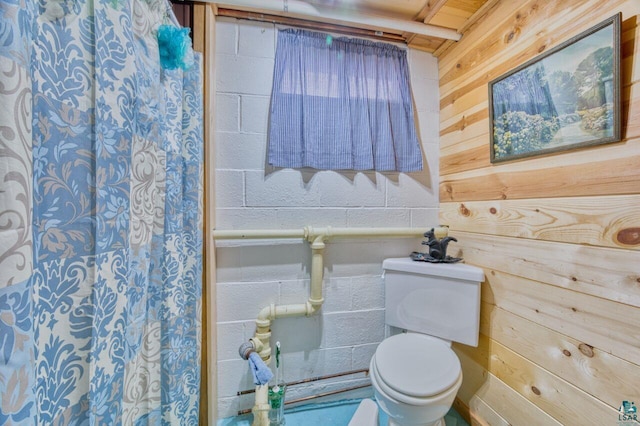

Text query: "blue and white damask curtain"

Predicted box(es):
[0, 0, 203, 424]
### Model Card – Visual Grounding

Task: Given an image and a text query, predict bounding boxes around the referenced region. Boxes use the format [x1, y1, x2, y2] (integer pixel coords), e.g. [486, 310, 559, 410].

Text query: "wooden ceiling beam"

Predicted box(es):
[415, 0, 449, 24]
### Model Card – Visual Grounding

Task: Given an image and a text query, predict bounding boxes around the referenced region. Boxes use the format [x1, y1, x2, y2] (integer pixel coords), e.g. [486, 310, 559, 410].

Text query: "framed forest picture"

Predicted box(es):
[489, 13, 621, 163]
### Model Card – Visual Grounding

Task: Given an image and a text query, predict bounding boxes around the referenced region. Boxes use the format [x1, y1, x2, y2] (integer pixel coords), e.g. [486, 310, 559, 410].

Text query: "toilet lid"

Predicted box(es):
[374, 333, 461, 398]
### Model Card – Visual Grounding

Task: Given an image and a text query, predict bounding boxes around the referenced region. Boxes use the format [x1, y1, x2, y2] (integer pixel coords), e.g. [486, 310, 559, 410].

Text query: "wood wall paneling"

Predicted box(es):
[456, 335, 620, 425]
[439, 0, 640, 423]
[479, 302, 640, 408]
[455, 350, 562, 426]
[440, 196, 640, 249]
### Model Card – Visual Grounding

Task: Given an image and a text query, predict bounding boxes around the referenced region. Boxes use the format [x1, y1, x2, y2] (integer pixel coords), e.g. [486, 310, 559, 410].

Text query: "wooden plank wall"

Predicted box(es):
[437, 0, 640, 424]
[189, 4, 217, 424]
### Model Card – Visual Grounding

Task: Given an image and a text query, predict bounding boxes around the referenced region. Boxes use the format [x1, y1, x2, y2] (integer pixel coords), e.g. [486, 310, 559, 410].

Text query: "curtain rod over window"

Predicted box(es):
[200, 0, 461, 41]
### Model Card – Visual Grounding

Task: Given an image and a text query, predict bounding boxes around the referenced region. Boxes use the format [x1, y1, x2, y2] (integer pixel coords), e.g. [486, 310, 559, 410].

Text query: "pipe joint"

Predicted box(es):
[249, 337, 264, 353]
[307, 298, 323, 311]
[257, 304, 275, 323]
[310, 236, 326, 250]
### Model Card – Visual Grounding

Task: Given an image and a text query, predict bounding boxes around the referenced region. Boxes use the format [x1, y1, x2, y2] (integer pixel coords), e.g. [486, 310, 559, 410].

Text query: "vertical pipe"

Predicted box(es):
[308, 236, 325, 307]
[252, 385, 270, 426]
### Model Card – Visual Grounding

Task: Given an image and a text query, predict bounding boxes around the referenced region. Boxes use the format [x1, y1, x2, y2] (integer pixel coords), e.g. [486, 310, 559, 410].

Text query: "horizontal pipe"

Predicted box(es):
[213, 226, 432, 241]
[238, 383, 372, 415]
[211, 0, 461, 41]
[213, 228, 305, 240]
[237, 368, 370, 396]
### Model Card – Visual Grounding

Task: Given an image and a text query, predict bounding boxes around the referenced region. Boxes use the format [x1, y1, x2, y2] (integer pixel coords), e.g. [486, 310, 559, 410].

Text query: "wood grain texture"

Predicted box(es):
[445, 231, 640, 308]
[408, 35, 448, 53]
[456, 335, 621, 425]
[440, 195, 640, 249]
[438, 0, 640, 423]
[481, 302, 640, 408]
[416, 0, 450, 24]
[203, 5, 217, 425]
[440, 142, 640, 201]
[479, 269, 640, 366]
[467, 398, 507, 426]
[439, 0, 633, 97]
[456, 350, 563, 426]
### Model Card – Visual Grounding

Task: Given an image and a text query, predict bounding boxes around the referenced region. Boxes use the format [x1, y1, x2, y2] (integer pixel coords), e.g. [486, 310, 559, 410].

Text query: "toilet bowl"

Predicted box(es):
[369, 333, 462, 426]
[348, 258, 483, 426]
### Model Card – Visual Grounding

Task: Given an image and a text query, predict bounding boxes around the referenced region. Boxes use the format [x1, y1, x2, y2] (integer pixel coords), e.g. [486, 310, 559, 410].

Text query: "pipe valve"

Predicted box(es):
[239, 341, 255, 360]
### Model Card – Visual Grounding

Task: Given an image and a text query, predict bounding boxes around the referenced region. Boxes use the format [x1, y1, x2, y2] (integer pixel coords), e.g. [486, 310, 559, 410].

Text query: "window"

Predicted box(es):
[268, 29, 423, 172]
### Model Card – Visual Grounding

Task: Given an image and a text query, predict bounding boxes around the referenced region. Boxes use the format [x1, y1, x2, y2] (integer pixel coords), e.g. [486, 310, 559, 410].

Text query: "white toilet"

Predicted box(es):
[352, 257, 484, 426]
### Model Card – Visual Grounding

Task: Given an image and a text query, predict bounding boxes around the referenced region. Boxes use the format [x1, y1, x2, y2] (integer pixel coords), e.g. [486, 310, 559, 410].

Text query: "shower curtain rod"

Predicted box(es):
[199, 0, 461, 41]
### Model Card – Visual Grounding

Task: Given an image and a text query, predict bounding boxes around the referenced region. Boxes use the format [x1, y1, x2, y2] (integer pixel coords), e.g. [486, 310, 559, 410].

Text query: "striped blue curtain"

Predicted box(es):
[0, 0, 203, 424]
[268, 29, 423, 172]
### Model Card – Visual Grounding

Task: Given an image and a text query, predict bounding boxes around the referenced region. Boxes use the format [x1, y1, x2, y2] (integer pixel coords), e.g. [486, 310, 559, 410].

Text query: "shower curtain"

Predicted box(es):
[0, 0, 203, 424]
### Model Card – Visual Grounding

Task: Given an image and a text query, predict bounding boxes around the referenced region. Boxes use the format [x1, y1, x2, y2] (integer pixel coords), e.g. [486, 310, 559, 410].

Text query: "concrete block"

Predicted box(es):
[410, 208, 439, 228]
[276, 208, 347, 228]
[386, 171, 437, 208]
[323, 277, 352, 313]
[215, 208, 278, 230]
[408, 49, 438, 79]
[215, 242, 311, 282]
[238, 21, 275, 59]
[323, 241, 387, 278]
[317, 172, 385, 207]
[346, 208, 411, 227]
[215, 94, 240, 132]
[216, 54, 274, 96]
[382, 238, 424, 259]
[278, 347, 353, 382]
[352, 343, 379, 370]
[215, 131, 266, 170]
[322, 309, 385, 347]
[270, 314, 322, 353]
[245, 170, 321, 207]
[285, 378, 373, 406]
[351, 276, 384, 311]
[246, 170, 386, 208]
[416, 110, 439, 144]
[214, 247, 243, 283]
[279, 279, 310, 304]
[215, 18, 238, 55]
[217, 321, 251, 361]
[217, 281, 280, 322]
[217, 358, 255, 398]
[411, 78, 440, 113]
[240, 95, 270, 134]
[217, 395, 254, 420]
[239, 244, 310, 281]
[215, 170, 244, 208]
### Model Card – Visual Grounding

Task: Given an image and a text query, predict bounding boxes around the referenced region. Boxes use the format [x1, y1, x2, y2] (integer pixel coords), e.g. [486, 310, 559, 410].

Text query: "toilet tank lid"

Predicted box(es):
[383, 258, 484, 282]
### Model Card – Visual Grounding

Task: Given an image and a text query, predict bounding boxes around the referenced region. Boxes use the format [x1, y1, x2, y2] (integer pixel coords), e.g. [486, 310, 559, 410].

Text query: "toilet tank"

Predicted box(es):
[383, 258, 484, 347]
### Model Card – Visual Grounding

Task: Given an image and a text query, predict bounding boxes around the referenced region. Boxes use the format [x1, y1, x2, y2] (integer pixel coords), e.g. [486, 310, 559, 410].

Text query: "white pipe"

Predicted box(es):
[213, 228, 305, 240]
[309, 236, 325, 307]
[222, 225, 445, 426]
[213, 226, 431, 241]
[211, 0, 462, 41]
[252, 385, 270, 426]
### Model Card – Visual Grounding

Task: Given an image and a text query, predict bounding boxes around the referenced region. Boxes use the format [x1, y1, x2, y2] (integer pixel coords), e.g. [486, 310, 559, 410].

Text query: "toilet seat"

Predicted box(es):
[373, 334, 461, 399]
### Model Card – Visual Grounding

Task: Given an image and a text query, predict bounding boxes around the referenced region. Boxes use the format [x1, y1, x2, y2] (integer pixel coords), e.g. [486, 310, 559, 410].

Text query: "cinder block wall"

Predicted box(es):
[214, 17, 440, 418]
